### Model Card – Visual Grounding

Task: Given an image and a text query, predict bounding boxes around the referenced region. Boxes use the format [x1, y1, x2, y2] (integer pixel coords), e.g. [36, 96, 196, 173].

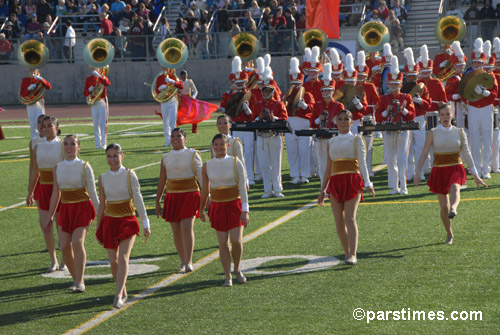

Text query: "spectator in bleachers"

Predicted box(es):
[144, 0, 156, 20]
[56, 0, 67, 17]
[339, 0, 353, 26]
[5, 21, 20, 42]
[349, 0, 363, 26]
[179, 2, 189, 18]
[129, 15, 144, 60]
[42, 21, 56, 57]
[389, 17, 403, 50]
[110, 0, 126, 24]
[8, 12, 23, 35]
[36, 0, 52, 23]
[495, 4, 500, 18]
[174, 17, 188, 41]
[14, 6, 27, 29]
[216, 3, 230, 31]
[464, 0, 480, 42]
[119, 4, 134, 22]
[130, 0, 140, 12]
[25, 0, 37, 17]
[197, 19, 210, 59]
[143, 14, 154, 58]
[296, 12, 305, 29]
[158, 17, 170, 39]
[0, 33, 11, 62]
[85, 4, 100, 36]
[64, 20, 75, 63]
[185, 10, 198, 31]
[189, 1, 201, 19]
[391, 0, 407, 36]
[269, 0, 278, 15]
[244, 10, 256, 31]
[250, 1, 260, 17]
[200, 9, 210, 24]
[230, 17, 241, 36]
[98, 11, 114, 36]
[66, 0, 79, 21]
[446, 1, 463, 19]
[137, 3, 150, 19]
[368, 9, 382, 22]
[0, 0, 9, 19]
[261, 6, 271, 23]
[26, 14, 42, 38]
[376, 0, 389, 20]
[480, 0, 495, 42]
[284, 8, 296, 52]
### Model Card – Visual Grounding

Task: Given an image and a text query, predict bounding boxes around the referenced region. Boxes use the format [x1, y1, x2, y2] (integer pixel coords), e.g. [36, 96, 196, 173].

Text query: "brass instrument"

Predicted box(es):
[229, 33, 260, 62]
[18, 40, 49, 105]
[458, 70, 495, 102]
[358, 22, 390, 52]
[335, 85, 365, 113]
[225, 90, 252, 118]
[298, 29, 329, 54]
[83, 38, 114, 105]
[152, 38, 188, 103]
[434, 16, 466, 81]
[283, 85, 305, 116]
[401, 82, 425, 96]
[388, 99, 406, 124]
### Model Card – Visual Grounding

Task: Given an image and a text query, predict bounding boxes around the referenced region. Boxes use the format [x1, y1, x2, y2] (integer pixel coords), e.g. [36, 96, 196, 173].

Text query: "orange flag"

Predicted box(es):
[306, 0, 340, 39]
[176, 96, 219, 125]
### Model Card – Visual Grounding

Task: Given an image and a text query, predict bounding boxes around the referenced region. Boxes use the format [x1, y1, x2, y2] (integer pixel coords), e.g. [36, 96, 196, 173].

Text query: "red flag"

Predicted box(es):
[176, 96, 219, 125]
[306, 0, 340, 39]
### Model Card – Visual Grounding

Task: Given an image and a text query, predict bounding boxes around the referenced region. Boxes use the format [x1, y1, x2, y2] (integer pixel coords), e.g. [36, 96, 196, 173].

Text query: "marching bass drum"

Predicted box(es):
[425, 111, 439, 131]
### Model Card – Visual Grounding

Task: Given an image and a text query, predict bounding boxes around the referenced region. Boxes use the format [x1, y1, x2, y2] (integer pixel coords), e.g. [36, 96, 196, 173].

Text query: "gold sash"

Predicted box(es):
[331, 159, 360, 175]
[104, 199, 135, 217]
[166, 177, 199, 193]
[60, 187, 90, 204]
[211, 185, 240, 202]
[433, 152, 462, 167]
[39, 168, 54, 184]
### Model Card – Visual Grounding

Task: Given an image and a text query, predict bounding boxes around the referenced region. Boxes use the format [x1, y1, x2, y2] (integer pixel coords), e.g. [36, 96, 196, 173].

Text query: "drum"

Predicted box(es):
[362, 115, 374, 136]
[494, 110, 499, 130]
[425, 111, 439, 131]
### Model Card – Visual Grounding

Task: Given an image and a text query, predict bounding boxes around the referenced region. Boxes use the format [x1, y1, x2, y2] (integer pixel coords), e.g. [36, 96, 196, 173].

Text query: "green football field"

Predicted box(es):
[0, 116, 499, 334]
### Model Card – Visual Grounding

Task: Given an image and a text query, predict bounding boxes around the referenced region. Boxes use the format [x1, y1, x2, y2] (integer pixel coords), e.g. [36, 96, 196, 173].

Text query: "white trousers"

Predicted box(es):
[407, 115, 426, 179]
[27, 101, 44, 139]
[468, 104, 493, 175]
[452, 101, 466, 129]
[310, 139, 318, 176]
[161, 99, 178, 146]
[492, 128, 500, 171]
[350, 119, 361, 135]
[256, 135, 283, 193]
[315, 138, 330, 185]
[383, 130, 410, 191]
[284, 117, 311, 178]
[91, 99, 108, 149]
[364, 134, 374, 175]
[233, 130, 256, 182]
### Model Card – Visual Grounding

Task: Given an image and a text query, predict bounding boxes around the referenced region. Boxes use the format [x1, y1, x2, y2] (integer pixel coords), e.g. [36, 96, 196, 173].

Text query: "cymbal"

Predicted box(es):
[458, 70, 495, 102]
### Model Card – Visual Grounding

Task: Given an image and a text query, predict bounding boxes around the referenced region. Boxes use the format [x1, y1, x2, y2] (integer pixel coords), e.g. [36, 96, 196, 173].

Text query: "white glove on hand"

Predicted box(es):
[34, 75, 43, 81]
[92, 71, 101, 78]
[242, 102, 252, 115]
[352, 96, 363, 110]
[402, 108, 409, 116]
[297, 99, 308, 110]
[440, 60, 448, 68]
[28, 83, 36, 91]
[474, 85, 483, 95]
[413, 96, 422, 105]
[452, 94, 460, 100]
[88, 85, 94, 92]
[245, 67, 253, 72]
[166, 77, 176, 85]
[481, 86, 491, 97]
[372, 65, 380, 71]
[382, 110, 388, 118]
[158, 84, 167, 90]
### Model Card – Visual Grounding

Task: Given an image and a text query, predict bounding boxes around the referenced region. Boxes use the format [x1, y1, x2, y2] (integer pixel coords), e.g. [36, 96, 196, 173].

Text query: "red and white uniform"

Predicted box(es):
[96, 166, 149, 249]
[303, 79, 323, 103]
[433, 50, 453, 78]
[20, 75, 52, 138]
[358, 80, 380, 176]
[55, 159, 98, 233]
[206, 156, 248, 231]
[418, 77, 447, 112]
[84, 74, 111, 149]
[155, 72, 184, 146]
[252, 98, 288, 195]
[160, 148, 202, 222]
[445, 74, 465, 128]
[35, 137, 64, 211]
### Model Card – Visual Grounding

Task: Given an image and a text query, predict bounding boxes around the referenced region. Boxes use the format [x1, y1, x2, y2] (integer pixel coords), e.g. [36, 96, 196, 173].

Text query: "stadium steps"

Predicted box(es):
[405, 0, 441, 50]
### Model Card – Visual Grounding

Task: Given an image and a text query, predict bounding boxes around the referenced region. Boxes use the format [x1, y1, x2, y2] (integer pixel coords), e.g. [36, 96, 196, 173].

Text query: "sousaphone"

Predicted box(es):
[18, 40, 50, 105]
[298, 29, 329, 54]
[358, 21, 390, 52]
[458, 70, 495, 102]
[83, 38, 114, 105]
[283, 85, 305, 116]
[434, 15, 466, 81]
[229, 32, 260, 62]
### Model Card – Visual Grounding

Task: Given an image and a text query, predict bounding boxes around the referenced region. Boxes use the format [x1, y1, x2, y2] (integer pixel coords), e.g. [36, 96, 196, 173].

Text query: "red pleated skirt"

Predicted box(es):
[208, 198, 243, 232]
[162, 191, 200, 223]
[37, 184, 60, 211]
[427, 164, 467, 195]
[33, 181, 41, 201]
[57, 200, 96, 233]
[327, 173, 365, 202]
[96, 215, 140, 249]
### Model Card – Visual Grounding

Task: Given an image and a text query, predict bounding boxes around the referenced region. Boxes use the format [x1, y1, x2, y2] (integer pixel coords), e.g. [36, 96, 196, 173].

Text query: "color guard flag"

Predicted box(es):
[306, 0, 340, 39]
[176, 96, 219, 125]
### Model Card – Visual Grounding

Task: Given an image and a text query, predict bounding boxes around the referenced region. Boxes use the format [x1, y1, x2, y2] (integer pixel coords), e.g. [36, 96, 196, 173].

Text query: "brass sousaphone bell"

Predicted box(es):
[434, 15, 466, 81]
[358, 21, 390, 52]
[152, 38, 189, 103]
[18, 40, 50, 105]
[298, 29, 329, 54]
[458, 70, 495, 102]
[83, 38, 114, 105]
[229, 32, 260, 62]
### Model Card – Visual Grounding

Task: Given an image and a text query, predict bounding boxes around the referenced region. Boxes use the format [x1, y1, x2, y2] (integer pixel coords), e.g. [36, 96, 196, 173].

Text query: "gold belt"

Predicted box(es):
[331, 159, 360, 175]
[104, 199, 134, 217]
[433, 152, 462, 167]
[166, 177, 199, 193]
[39, 168, 54, 185]
[60, 187, 90, 204]
[210, 185, 240, 202]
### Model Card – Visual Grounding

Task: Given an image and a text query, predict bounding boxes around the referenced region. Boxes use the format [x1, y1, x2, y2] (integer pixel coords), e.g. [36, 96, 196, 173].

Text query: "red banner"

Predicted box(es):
[176, 96, 219, 125]
[306, 0, 340, 39]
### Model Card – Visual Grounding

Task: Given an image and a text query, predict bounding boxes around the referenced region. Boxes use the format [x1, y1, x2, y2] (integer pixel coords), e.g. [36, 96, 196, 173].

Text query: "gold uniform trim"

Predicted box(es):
[60, 187, 90, 204]
[104, 199, 135, 217]
[433, 152, 462, 167]
[210, 185, 240, 202]
[331, 159, 360, 175]
[166, 177, 199, 193]
[39, 168, 54, 184]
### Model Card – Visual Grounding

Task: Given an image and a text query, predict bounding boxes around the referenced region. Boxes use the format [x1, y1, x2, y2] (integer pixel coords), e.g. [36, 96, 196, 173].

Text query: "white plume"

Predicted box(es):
[451, 41, 464, 59]
[304, 47, 311, 62]
[493, 37, 500, 54]
[329, 47, 341, 65]
[263, 66, 273, 82]
[256, 57, 265, 75]
[323, 63, 332, 83]
[311, 46, 320, 65]
[357, 51, 366, 68]
[390, 56, 399, 78]
[383, 43, 392, 57]
[231, 56, 242, 74]
[345, 53, 355, 73]
[403, 47, 415, 67]
[290, 57, 300, 75]
[484, 40, 492, 58]
[420, 44, 429, 66]
[474, 37, 484, 53]
[264, 54, 271, 68]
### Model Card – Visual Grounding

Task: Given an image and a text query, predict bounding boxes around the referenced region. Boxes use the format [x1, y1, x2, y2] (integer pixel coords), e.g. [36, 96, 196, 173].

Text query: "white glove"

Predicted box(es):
[413, 96, 422, 105]
[34, 75, 43, 81]
[474, 85, 484, 94]
[481, 86, 491, 97]
[242, 102, 252, 115]
[93, 70, 101, 78]
[28, 83, 36, 91]
[166, 77, 176, 85]
[245, 67, 253, 72]
[158, 84, 167, 90]
[382, 110, 388, 118]
[297, 99, 308, 110]
[440, 60, 448, 68]
[402, 108, 409, 116]
[352, 96, 363, 110]
[452, 94, 460, 100]
[372, 65, 380, 71]
[88, 85, 94, 92]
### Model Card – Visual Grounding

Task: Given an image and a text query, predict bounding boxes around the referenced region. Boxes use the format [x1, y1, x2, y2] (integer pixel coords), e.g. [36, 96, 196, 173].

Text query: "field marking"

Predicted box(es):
[0, 201, 26, 212]
[2, 121, 163, 129]
[0, 158, 30, 163]
[64, 200, 318, 335]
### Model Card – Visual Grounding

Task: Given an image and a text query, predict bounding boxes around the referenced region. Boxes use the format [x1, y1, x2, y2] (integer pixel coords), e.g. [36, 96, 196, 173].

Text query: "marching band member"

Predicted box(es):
[371, 44, 393, 96]
[155, 67, 184, 146]
[252, 67, 288, 198]
[249, 57, 281, 104]
[312, 64, 345, 186]
[418, 45, 448, 113]
[467, 38, 498, 179]
[490, 38, 500, 172]
[199, 134, 249, 287]
[404, 47, 431, 182]
[263, 54, 282, 99]
[445, 41, 467, 129]
[45, 135, 99, 292]
[329, 47, 344, 90]
[414, 104, 487, 244]
[375, 56, 416, 195]
[365, 51, 382, 81]
[317, 109, 375, 266]
[26, 115, 65, 273]
[433, 44, 454, 79]
[84, 67, 111, 149]
[341, 53, 366, 135]
[284, 57, 315, 184]
[96, 143, 151, 309]
[155, 128, 202, 273]
[300, 47, 311, 75]
[303, 47, 324, 102]
[20, 69, 52, 138]
[179, 70, 199, 133]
